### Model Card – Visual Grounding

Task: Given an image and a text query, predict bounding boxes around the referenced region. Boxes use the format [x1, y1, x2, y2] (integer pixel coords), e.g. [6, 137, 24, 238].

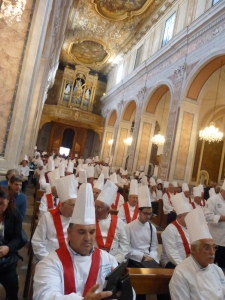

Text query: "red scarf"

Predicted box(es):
[189, 197, 196, 209]
[172, 220, 190, 257]
[111, 192, 120, 210]
[46, 193, 53, 209]
[49, 206, 66, 248]
[123, 202, 139, 224]
[56, 246, 100, 296]
[166, 192, 176, 205]
[95, 215, 118, 252]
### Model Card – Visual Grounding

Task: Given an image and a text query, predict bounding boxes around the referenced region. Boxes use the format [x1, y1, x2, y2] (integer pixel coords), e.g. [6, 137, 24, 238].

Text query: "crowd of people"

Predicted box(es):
[0, 148, 225, 300]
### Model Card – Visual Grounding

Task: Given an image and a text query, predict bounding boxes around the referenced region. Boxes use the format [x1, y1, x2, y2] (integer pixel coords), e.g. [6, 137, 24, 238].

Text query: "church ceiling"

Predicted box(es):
[60, 0, 173, 75]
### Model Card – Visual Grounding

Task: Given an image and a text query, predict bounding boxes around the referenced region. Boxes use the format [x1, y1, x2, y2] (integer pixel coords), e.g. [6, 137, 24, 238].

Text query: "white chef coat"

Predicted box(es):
[39, 193, 59, 218]
[111, 193, 124, 209]
[18, 165, 30, 177]
[94, 214, 129, 263]
[162, 192, 174, 214]
[125, 219, 159, 263]
[169, 255, 225, 300]
[31, 210, 70, 261]
[204, 193, 225, 246]
[94, 164, 100, 178]
[161, 220, 190, 267]
[33, 246, 118, 300]
[118, 203, 139, 224]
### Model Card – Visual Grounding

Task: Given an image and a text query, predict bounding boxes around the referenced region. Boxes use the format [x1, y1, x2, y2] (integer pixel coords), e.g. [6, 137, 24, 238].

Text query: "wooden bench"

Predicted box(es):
[128, 268, 173, 294]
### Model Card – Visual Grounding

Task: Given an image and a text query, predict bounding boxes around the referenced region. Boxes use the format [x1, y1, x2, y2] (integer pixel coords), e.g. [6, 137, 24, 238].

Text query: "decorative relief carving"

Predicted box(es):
[174, 63, 186, 81]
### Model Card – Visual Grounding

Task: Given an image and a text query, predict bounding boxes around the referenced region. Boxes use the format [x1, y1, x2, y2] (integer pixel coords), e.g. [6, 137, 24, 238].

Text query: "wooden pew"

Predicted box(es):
[157, 199, 167, 229]
[128, 268, 173, 295]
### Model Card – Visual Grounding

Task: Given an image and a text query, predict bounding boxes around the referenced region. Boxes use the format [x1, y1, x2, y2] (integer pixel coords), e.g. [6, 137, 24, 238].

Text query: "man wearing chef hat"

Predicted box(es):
[33, 183, 119, 300]
[204, 180, 225, 269]
[191, 186, 206, 209]
[162, 181, 177, 225]
[169, 206, 225, 299]
[65, 160, 74, 175]
[118, 179, 139, 224]
[161, 193, 191, 269]
[93, 173, 104, 201]
[95, 180, 129, 263]
[86, 166, 95, 185]
[110, 172, 124, 210]
[32, 174, 77, 261]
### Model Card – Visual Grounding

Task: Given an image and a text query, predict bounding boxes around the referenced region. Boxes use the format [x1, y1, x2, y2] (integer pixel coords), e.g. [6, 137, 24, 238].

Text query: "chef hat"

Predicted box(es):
[163, 181, 169, 188]
[140, 165, 144, 171]
[34, 146, 37, 150]
[209, 188, 216, 197]
[185, 206, 212, 244]
[95, 156, 99, 161]
[139, 172, 145, 179]
[135, 171, 140, 176]
[141, 176, 148, 186]
[193, 186, 202, 198]
[75, 154, 78, 158]
[182, 183, 189, 192]
[78, 159, 83, 165]
[36, 159, 43, 167]
[93, 173, 104, 191]
[171, 193, 191, 215]
[66, 160, 74, 173]
[122, 170, 128, 176]
[149, 177, 156, 186]
[35, 151, 40, 157]
[221, 181, 225, 190]
[47, 168, 60, 188]
[78, 169, 87, 184]
[70, 183, 95, 225]
[97, 180, 118, 207]
[86, 166, 94, 178]
[47, 157, 55, 172]
[45, 184, 51, 194]
[156, 178, 163, 184]
[109, 172, 118, 184]
[58, 162, 65, 177]
[56, 174, 78, 202]
[104, 157, 109, 164]
[198, 184, 204, 193]
[101, 166, 109, 179]
[129, 179, 138, 196]
[119, 167, 124, 173]
[82, 164, 88, 170]
[172, 181, 178, 187]
[138, 185, 151, 208]
[23, 154, 28, 161]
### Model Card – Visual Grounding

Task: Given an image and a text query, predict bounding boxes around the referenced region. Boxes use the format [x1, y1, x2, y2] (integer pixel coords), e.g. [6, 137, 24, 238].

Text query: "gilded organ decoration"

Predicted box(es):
[59, 65, 98, 112]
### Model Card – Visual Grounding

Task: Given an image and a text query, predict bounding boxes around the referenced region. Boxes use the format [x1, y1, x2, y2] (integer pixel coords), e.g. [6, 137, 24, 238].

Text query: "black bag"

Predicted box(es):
[0, 251, 19, 272]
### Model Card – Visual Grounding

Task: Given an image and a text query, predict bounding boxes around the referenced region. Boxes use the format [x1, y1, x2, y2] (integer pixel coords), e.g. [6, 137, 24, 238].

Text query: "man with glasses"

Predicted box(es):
[32, 174, 77, 261]
[169, 207, 225, 300]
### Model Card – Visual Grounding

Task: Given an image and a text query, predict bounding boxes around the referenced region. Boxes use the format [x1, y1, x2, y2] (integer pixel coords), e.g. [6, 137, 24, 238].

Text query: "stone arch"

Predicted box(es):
[108, 110, 117, 126]
[122, 100, 136, 121]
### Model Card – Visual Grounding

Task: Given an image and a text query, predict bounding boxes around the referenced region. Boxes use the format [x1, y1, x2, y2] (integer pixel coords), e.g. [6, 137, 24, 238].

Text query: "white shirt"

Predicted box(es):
[149, 191, 157, 202]
[169, 255, 225, 300]
[31, 210, 70, 261]
[33, 246, 118, 300]
[125, 219, 159, 263]
[18, 165, 30, 177]
[156, 189, 163, 200]
[94, 214, 129, 263]
[204, 193, 225, 246]
[161, 220, 190, 267]
[162, 192, 174, 214]
[39, 194, 59, 218]
[118, 203, 138, 224]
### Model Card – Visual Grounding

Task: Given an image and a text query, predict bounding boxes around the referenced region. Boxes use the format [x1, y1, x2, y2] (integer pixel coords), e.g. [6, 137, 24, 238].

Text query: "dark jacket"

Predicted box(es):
[4, 208, 22, 252]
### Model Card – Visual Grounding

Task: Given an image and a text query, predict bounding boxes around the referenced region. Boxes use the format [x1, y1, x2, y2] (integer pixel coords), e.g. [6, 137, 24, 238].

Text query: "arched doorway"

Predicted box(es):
[101, 110, 117, 161]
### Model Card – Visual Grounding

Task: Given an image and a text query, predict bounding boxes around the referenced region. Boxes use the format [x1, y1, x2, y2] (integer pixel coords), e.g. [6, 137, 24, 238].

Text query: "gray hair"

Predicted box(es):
[191, 240, 201, 250]
[6, 169, 19, 180]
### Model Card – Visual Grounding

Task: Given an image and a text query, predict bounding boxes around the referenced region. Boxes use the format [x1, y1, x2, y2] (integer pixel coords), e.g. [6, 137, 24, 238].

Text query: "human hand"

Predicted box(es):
[83, 284, 113, 300]
[0, 246, 9, 257]
[143, 256, 153, 261]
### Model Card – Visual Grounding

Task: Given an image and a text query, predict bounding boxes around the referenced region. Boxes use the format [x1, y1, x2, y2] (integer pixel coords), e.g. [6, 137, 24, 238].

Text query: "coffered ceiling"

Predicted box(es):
[60, 0, 173, 75]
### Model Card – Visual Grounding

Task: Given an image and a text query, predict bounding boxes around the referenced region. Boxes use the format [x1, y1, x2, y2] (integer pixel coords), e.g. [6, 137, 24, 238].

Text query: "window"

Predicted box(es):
[116, 64, 123, 84]
[212, 0, 220, 5]
[134, 45, 143, 69]
[162, 12, 176, 47]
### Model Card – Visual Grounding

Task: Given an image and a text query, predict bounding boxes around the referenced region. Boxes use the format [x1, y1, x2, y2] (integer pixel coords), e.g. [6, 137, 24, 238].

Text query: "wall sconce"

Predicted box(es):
[108, 139, 114, 145]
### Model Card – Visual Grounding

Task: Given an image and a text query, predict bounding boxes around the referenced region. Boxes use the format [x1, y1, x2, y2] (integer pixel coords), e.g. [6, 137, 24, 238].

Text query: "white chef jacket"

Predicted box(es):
[118, 202, 139, 224]
[94, 164, 100, 178]
[18, 165, 30, 177]
[161, 220, 190, 267]
[31, 210, 70, 261]
[94, 214, 129, 263]
[162, 192, 174, 214]
[39, 193, 59, 218]
[169, 255, 225, 300]
[204, 193, 225, 246]
[33, 246, 118, 300]
[125, 219, 159, 263]
[111, 193, 124, 209]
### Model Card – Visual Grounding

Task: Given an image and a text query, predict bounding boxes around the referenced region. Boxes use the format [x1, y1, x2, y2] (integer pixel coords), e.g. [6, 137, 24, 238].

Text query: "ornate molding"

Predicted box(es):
[174, 63, 186, 81]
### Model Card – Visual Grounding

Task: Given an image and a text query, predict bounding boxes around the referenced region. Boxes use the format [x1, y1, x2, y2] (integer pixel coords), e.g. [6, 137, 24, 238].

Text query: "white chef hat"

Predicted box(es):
[86, 166, 94, 178]
[23, 154, 28, 161]
[47, 168, 60, 188]
[35, 151, 40, 157]
[93, 173, 104, 191]
[135, 171, 140, 176]
[198, 184, 204, 193]
[138, 185, 151, 208]
[101, 166, 109, 179]
[97, 180, 118, 207]
[156, 178, 163, 184]
[34, 146, 37, 150]
[139, 172, 145, 179]
[78, 169, 87, 184]
[104, 157, 109, 164]
[172, 181, 178, 187]
[141, 176, 148, 186]
[66, 160, 74, 173]
[56, 174, 78, 202]
[119, 167, 124, 173]
[70, 183, 95, 225]
[163, 181, 169, 188]
[185, 206, 212, 244]
[182, 183, 189, 192]
[36, 159, 43, 167]
[94, 156, 99, 162]
[122, 170, 128, 176]
[171, 193, 191, 215]
[193, 186, 202, 198]
[221, 181, 225, 190]
[209, 188, 216, 197]
[54, 157, 61, 167]
[58, 162, 65, 177]
[47, 157, 55, 172]
[75, 154, 78, 158]
[140, 165, 144, 171]
[129, 179, 138, 196]
[109, 172, 118, 184]
[82, 164, 88, 170]
[149, 177, 156, 187]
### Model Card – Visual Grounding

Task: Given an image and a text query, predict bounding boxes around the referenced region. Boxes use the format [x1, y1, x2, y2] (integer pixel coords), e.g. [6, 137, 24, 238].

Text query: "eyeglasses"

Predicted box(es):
[95, 206, 105, 211]
[203, 244, 218, 252]
[141, 212, 153, 217]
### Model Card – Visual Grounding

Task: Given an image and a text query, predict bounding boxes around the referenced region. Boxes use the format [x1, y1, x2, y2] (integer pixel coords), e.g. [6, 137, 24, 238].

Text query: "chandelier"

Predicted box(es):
[124, 137, 133, 146]
[0, 0, 26, 25]
[199, 122, 223, 143]
[151, 133, 165, 146]
[108, 139, 114, 145]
